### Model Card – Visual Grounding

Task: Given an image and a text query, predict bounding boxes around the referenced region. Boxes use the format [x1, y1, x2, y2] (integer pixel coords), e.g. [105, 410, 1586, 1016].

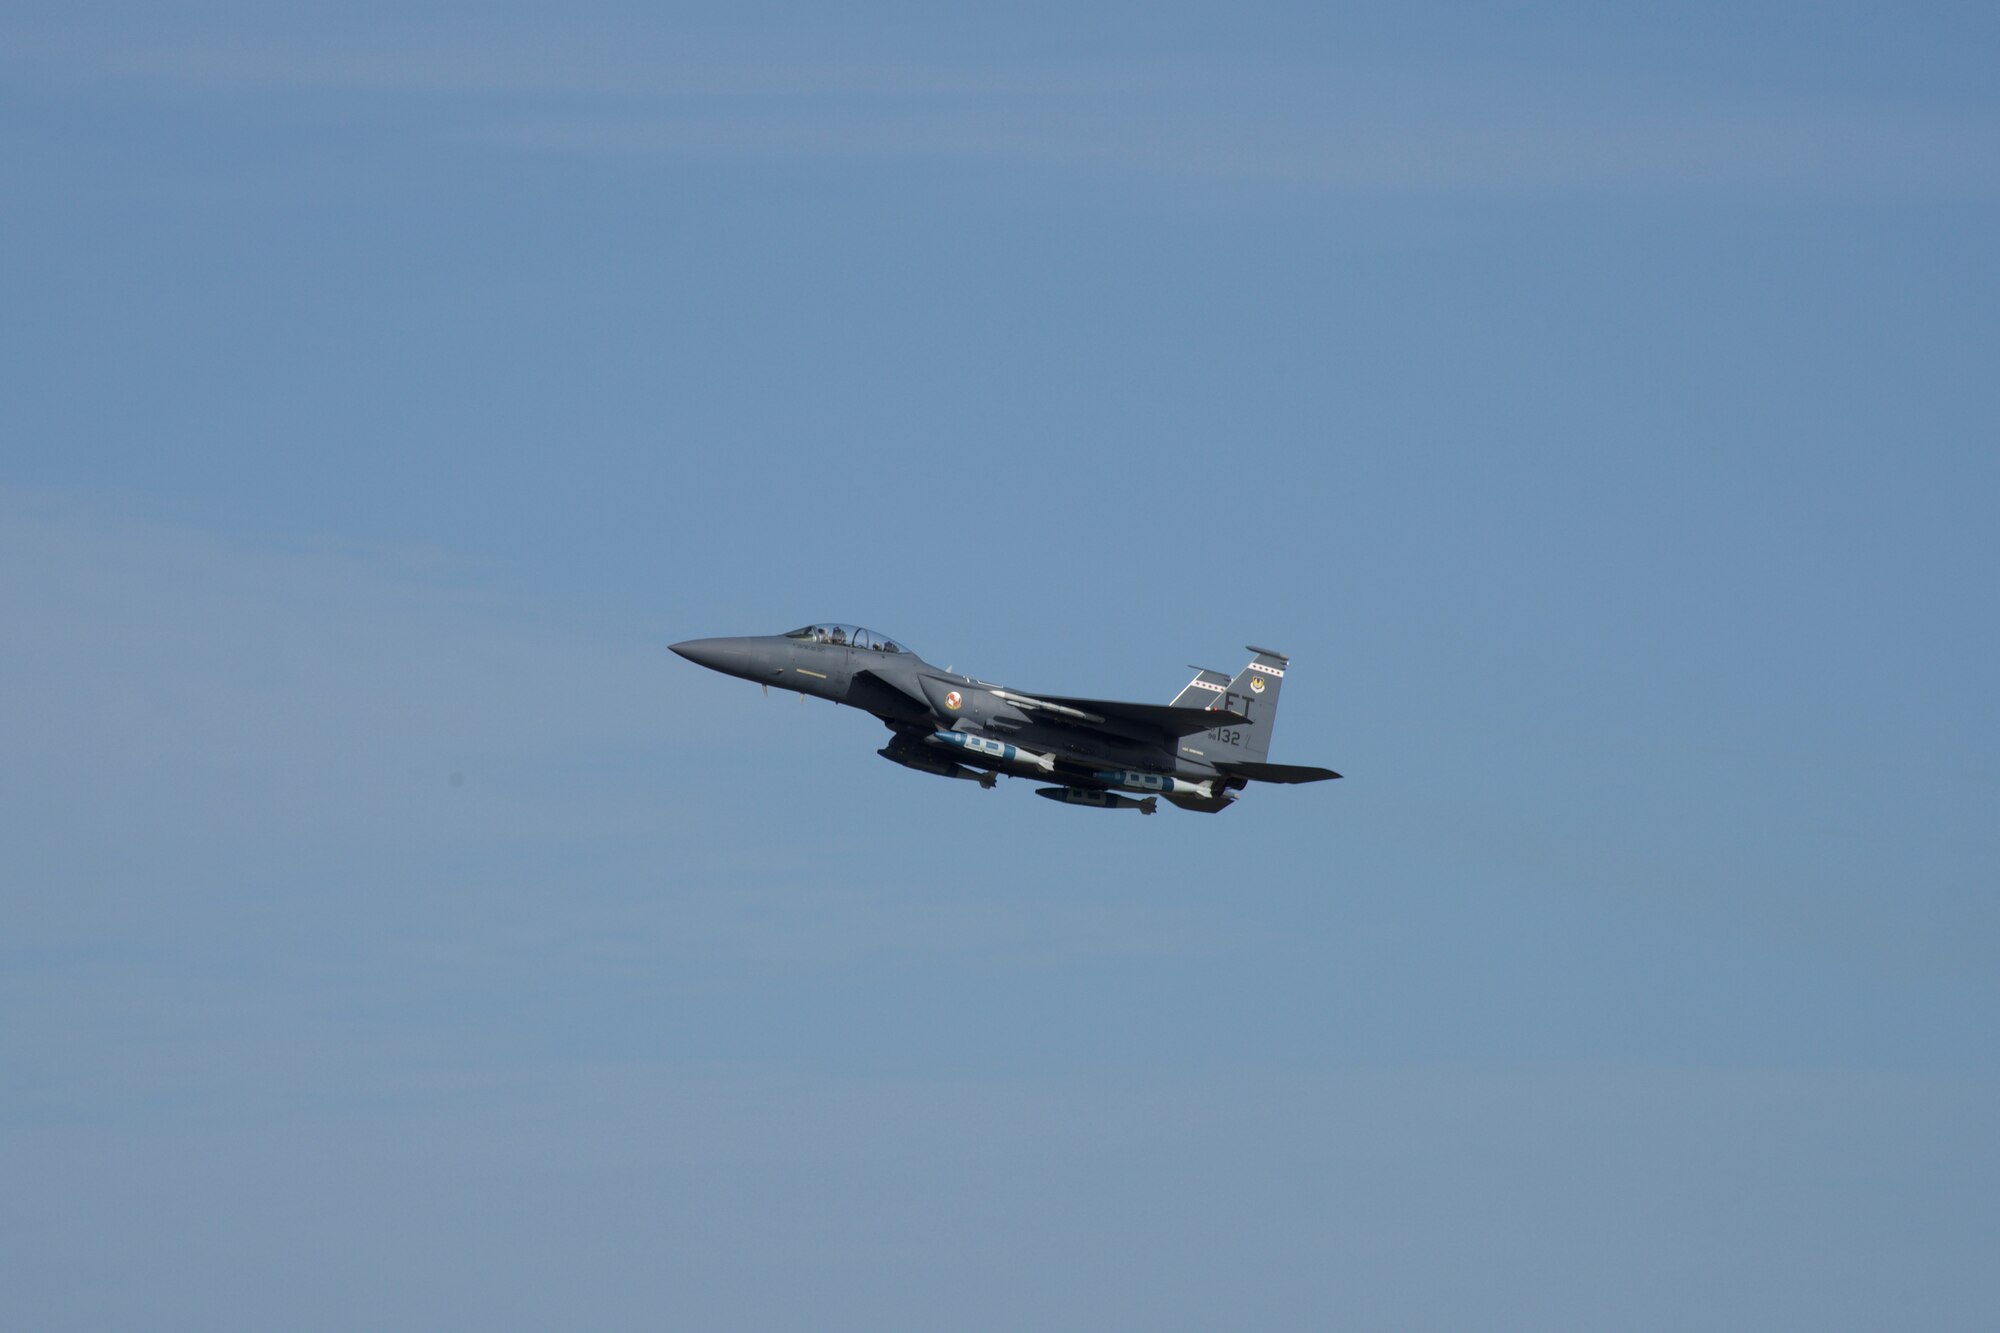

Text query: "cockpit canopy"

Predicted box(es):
[785, 623, 908, 654]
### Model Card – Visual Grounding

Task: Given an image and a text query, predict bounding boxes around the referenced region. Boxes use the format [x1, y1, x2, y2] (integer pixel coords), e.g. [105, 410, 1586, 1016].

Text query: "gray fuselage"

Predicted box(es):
[670, 632, 1223, 788]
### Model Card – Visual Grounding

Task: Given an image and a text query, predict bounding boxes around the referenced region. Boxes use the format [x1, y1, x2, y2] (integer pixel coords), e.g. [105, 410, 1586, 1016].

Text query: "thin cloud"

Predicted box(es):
[7, 28, 1994, 194]
[7, 28, 1170, 100]
[487, 99, 1999, 195]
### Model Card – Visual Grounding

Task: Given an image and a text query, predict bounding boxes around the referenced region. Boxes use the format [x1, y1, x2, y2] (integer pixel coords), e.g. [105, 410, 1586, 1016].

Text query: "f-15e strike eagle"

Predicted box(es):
[671, 624, 1340, 814]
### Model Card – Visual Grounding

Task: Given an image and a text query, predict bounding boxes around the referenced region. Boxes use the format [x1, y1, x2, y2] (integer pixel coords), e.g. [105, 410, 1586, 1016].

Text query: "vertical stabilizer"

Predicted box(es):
[1185, 646, 1289, 764]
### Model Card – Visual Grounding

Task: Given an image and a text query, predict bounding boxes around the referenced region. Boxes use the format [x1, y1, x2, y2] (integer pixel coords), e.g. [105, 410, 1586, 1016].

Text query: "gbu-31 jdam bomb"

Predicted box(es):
[669, 624, 1341, 815]
[926, 729, 1057, 774]
[1091, 769, 1215, 799]
[1037, 786, 1158, 814]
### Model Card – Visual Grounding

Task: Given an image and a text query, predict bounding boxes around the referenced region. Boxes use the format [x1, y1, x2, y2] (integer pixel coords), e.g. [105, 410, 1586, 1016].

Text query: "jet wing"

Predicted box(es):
[1013, 691, 1249, 737]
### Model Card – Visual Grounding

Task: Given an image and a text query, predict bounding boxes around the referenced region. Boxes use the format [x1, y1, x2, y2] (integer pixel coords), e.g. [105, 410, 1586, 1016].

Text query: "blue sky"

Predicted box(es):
[4, 3, 1997, 1328]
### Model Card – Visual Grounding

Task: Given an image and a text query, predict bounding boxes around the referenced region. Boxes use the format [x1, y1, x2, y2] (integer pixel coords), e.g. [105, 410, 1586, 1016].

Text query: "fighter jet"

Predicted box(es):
[671, 624, 1340, 814]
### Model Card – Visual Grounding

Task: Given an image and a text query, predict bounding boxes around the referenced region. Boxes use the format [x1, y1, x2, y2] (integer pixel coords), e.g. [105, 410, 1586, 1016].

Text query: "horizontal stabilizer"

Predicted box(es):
[1215, 760, 1343, 784]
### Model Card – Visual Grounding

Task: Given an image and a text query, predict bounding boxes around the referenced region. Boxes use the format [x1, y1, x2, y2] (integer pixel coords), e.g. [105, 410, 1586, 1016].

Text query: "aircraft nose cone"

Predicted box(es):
[670, 638, 727, 670]
[670, 636, 760, 677]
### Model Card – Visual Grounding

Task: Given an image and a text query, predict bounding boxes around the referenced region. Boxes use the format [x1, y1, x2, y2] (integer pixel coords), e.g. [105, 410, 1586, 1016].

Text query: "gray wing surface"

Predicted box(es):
[1025, 694, 1249, 737]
